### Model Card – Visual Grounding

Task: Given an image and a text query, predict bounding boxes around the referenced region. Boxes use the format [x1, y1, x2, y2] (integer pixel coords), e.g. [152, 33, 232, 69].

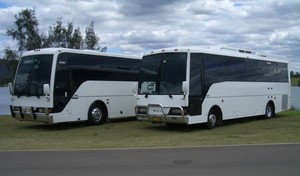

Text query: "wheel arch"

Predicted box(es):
[209, 105, 223, 121]
[88, 100, 108, 118]
[206, 105, 223, 128]
[266, 100, 275, 113]
[265, 100, 275, 118]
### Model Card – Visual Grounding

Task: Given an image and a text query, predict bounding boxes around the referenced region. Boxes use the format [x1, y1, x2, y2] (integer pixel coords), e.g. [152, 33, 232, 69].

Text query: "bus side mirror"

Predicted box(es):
[132, 82, 138, 96]
[182, 81, 188, 97]
[43, 84, 50, 96]
[8, 82, 14, 95]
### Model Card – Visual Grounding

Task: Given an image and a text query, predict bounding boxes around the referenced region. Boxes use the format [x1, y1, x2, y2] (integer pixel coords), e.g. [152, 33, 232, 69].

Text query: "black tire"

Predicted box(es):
[88, 103, 106, 125]
[206, 109, 218, 129]
[265, 102, 275, 119]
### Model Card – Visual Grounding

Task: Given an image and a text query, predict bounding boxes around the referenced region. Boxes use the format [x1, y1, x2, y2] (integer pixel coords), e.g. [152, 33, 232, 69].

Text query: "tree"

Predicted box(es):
[47, 18, 67, 48]
[70, 27, 82, 49]
[3, 47, 19, 60]
[85, 21, 99, 50]
[6, 9, 105, 52]
[46, 18, 83, 49]
[7, 8, 41, 51]
[1, 48, 19, 85]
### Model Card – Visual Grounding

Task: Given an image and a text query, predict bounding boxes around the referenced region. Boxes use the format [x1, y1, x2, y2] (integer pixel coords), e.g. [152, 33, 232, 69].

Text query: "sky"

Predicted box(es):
[0, 0, 299, 72]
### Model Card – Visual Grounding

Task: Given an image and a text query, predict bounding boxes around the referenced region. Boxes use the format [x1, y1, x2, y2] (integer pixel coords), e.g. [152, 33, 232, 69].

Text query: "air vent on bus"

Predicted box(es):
[220, 46, 253, 54]
[255, 53, 287, 60]
[238, 49, 252, 54]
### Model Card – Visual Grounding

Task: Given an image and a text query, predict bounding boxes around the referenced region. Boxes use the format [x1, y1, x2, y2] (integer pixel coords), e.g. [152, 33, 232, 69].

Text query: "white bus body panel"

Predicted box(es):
[203, 82, 290, 121]
[136, 82, 290, 125]
[52, 81, 136, 123]
[11, 81, 137, 123]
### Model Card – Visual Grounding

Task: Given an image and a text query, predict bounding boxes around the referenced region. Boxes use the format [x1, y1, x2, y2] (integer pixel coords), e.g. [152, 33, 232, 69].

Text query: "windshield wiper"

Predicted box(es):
[15, 86, 23, 97]
[33, 83, 40, 99]
[161, 83, 173, 98]
[15, 83, 27, 97]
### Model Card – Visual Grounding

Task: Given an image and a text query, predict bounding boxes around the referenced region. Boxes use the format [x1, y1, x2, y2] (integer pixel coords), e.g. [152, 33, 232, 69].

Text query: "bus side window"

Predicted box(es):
[190, 53, 203, 96]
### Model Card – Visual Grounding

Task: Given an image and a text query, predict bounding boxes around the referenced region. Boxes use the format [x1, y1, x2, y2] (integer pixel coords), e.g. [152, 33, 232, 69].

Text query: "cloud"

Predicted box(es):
[0, 0, 299, 72]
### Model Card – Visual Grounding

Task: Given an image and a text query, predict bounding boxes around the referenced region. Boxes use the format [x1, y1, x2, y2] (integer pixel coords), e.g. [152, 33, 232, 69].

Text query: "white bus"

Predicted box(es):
[9, 48, 141, 124]
[135, 46, 291, 128]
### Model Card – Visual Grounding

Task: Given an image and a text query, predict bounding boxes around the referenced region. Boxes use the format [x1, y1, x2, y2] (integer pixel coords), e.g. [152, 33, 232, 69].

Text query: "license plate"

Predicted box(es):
[23, 107, 31, 113]
[152, 116, 162, 123]
[148, 106, 164, 115]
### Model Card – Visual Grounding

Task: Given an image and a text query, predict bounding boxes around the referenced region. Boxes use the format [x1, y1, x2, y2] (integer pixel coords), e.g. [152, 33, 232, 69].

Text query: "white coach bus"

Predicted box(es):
[9, 48, 141, 124]
[135, 46, 290, 128]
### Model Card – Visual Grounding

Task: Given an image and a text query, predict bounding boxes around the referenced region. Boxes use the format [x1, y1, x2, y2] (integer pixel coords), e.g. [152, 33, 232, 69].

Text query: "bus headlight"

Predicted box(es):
[35, 108, 52, 113]
[169, 107, 187, 115]
[136, 107, 147, 114]
[13, 106, 20, 111]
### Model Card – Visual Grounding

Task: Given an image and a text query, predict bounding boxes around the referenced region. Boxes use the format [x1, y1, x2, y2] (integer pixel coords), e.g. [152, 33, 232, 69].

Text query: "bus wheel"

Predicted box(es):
[206, 109, 218, 129]
[265, 102, 275, 119]
[88, 103, 106, 125]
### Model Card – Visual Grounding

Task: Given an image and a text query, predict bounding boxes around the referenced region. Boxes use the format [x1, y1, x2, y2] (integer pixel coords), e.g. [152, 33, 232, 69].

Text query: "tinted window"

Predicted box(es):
[190, 53, 203, 96]
[245, 59, 288, 82]
[160, 53, 187, 95]
[58, 53, 140, 83]
[14, 55, 53, 97]
[66, 53, 140, 72]
[203, 54, 288, 89]
[138, 53, 187, 95]
[138, 54, 161, 94]
[204, 54, 245, 88]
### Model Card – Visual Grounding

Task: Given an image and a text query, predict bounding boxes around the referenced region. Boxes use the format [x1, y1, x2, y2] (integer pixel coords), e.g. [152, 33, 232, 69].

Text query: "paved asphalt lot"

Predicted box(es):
[0, 144, 299, 176]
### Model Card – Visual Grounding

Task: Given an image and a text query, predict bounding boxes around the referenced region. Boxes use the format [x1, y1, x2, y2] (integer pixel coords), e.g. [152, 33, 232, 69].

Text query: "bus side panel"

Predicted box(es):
[201, 82, 290, 121]
[76, 81, 137, 119]
[222, 97, 247, 120]
[69, 96, 88, 121]
[109, 96, 136, 118]
[245, 96, 265, 117]
[51, 102, 73, 123]
[51, 94, 89, 123]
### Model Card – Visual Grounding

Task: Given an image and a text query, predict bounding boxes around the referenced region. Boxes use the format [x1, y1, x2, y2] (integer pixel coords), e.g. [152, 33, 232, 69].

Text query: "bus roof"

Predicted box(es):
[145, 46, 288, 63]
[22, 48, 142, 60]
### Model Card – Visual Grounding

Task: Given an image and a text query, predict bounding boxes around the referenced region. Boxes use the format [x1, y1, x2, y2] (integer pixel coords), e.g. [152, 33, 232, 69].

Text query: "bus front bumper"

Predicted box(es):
[136, 115, 189, 124]
[10, 105, 54, 123]
[135, 104, 188, 124]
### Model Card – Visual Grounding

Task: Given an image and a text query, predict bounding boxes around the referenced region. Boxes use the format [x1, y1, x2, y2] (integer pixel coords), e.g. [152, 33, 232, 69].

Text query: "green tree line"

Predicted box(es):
[4, 8, 106, 61]
[0, 8, 106, 85]
[290, 71, 300, 86]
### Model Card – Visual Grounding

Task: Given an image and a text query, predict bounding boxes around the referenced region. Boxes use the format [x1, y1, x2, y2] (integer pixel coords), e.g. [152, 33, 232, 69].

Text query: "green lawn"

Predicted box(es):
[291, 77, 300, 86]
[0, 110, 300, 151]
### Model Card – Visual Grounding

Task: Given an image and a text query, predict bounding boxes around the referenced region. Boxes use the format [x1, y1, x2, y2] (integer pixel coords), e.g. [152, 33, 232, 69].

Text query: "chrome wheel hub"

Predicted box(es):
[91, 107, 102, 122]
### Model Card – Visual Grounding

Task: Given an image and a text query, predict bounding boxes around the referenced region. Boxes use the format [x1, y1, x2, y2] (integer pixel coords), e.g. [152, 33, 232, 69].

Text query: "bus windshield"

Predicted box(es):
[138, 53, 187, 96]
[14, 54, 53, 97]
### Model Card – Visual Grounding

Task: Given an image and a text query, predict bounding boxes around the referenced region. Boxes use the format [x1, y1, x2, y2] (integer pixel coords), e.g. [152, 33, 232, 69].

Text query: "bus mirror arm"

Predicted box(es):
[182, 81, 188, 98]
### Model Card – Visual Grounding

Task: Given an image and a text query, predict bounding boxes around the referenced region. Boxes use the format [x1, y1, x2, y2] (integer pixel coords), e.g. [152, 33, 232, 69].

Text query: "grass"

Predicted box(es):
[0, 110, 300, 151]
[291, 77, 300, 86]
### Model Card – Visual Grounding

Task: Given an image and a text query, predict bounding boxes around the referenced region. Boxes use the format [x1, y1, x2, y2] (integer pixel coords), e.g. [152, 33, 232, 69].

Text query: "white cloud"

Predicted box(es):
[0, 0, 299, 72]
